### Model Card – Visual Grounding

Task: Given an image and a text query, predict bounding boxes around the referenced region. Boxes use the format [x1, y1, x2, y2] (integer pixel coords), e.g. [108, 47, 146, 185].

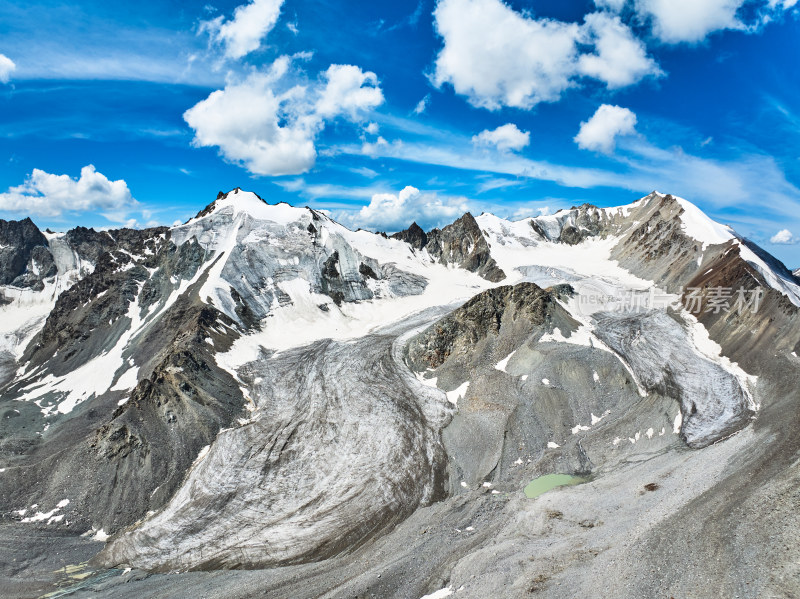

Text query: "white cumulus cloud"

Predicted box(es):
[634, 0, 745, 43]
[349, 186, 470, 231]
[770, 229, 798, 244]
[598, 0, 796, 43]
[202, 0, 285, 59]
[184, 57, 384, 176]
[578, 12, 663, 88]
[315, 64, 384, 119]
[472, 124, 530, 152]
[574, 104, 638, 154]
[432, 0, 582, 110]
[432, 0, 661, 110]
[0, 165, 136, 218]
[0, 54, 15, 83]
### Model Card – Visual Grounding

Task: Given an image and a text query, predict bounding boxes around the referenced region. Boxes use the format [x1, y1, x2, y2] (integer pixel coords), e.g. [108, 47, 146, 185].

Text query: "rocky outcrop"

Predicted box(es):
[391, 222, 428, 250]
[608, 194, 713, 289]
[0, 218, 56, 290]
[678, 243, 800, 373]
[20, 228, 170, 373]
[424, 213, 506, 282]
[406, 282, 573, 371]
[1, 235, 246, 534]
[530, 204, 618, 245]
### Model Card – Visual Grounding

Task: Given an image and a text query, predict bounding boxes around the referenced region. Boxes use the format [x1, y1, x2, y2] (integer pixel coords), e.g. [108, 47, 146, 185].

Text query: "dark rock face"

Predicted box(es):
[359, 262, 377, 279]
[391, 222, 428, 250]
[391, 214, 505, 282]
[426, 213, 506, 282]
[406, 282, 572, 370]
[1, 234, 246, 534]
[318, 250, 372, 306]
[680, 242, 800, 373]
[610, 194, 708, 289]
[0, 218, 54, 290]
[20, 228, 170, 373]
[83, 299, 245, 532]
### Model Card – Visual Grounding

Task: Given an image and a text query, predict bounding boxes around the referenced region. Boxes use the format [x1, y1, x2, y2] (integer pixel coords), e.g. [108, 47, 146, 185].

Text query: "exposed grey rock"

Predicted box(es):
[406, 282, 574, 371]
[0, 217, 55, 290]
[0, 234, 246, 534]
[390, 221, 427, 250]
[391, 213, 506, 282]
[425, 213, 506, 282]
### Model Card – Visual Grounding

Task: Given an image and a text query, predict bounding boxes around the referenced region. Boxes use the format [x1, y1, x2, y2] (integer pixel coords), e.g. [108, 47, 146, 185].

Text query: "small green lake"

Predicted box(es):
[524, 474, 586, 499]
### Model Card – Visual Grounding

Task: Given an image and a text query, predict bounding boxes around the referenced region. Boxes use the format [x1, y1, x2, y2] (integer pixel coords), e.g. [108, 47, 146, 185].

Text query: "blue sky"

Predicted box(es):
[1, 0, 800, 266]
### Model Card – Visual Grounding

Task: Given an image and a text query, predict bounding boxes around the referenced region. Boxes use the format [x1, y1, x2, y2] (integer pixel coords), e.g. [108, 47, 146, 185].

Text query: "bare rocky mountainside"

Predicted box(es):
[1, 189, 799, 598]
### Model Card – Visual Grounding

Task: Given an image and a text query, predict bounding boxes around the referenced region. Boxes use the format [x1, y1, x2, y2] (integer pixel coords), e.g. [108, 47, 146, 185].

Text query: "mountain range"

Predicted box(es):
[1, 188, 799, 598]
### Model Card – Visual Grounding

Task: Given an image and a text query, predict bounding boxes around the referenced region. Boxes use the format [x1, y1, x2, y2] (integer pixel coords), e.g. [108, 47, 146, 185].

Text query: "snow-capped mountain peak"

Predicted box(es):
[186, 187, 312, 227]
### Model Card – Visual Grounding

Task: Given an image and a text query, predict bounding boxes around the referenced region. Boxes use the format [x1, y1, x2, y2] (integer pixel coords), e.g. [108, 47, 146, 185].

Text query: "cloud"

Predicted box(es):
[348, 185, 470, 231]
[0, 54, 15, 83]
[472, 124, 531, 152]
[594, 0, 628, 10]
[578, 13, 662, 88]
[351, 166, 379, 178]
[432, 0, 662, 110]
[413, 94, 431, 114]
[770, 229, 798, 244]
[634, 0, 745, 43]
[201, 0, 285, 59]
[0, 165, 136, 218]
[633, 0, 797, 43]
[0, 4, 226, 86]
[476, 177, 525, 193]
[337, 111, 800, 229]
[315, 65, 384, 119]
[636, 0, 745, 44]
[511, 205, 552, 219]
[274, 178, 385, 200]
[574, 104, 638, 154]
[594, 0, 796, 43]
[432, 0, 581, 109]
[184, 57, 384, 176]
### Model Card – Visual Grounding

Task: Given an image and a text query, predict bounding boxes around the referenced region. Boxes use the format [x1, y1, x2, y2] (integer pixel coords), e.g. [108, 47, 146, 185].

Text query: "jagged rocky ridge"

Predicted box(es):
[1, 189, 799, 598]
[392, 212, 506, 282]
